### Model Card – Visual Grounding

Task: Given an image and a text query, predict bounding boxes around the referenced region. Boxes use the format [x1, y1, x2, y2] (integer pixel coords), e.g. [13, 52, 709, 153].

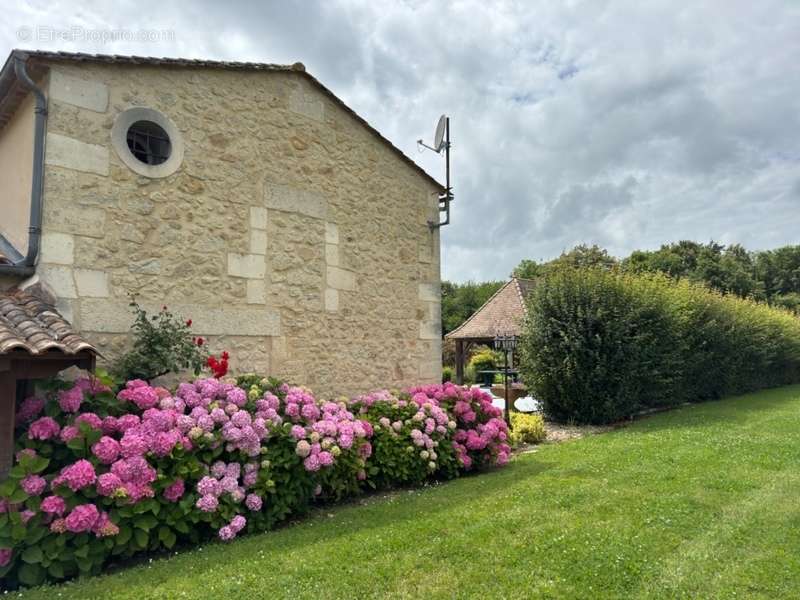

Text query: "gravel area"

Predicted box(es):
[544, 421, 613, 442]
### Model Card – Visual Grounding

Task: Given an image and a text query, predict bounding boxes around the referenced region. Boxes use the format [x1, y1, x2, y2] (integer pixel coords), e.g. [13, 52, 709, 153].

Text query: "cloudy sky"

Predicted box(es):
[2, 1, 799, 282]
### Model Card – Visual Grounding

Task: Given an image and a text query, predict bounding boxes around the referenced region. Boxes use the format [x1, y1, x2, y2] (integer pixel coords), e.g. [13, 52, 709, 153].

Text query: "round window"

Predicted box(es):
[126, 120, 172, 165]
[111, 107, 184, 178]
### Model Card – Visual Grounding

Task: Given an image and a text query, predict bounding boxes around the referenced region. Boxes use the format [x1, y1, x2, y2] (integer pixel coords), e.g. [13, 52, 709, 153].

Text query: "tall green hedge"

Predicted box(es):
[518, 269, 800, 424]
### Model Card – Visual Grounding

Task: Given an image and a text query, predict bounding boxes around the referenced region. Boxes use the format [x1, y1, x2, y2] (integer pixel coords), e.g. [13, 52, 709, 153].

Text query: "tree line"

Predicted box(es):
[443, 241, 800, 335]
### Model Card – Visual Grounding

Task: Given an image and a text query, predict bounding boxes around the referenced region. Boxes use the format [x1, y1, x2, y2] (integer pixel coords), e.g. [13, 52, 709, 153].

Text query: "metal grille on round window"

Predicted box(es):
[126, 120, 172, 166]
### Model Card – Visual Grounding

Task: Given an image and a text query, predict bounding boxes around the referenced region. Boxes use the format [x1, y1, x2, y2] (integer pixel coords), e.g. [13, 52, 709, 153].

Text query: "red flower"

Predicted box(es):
[196, 337, 204, 347]
[221, 351, 230, 361]
[206, 352, 229, 379]
[186, 319, 193, 327]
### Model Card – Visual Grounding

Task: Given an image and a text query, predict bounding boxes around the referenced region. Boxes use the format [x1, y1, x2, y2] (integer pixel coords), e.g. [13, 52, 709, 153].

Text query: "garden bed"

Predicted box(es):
[13, 385, 800, 599]
[0, 377, 510, 589]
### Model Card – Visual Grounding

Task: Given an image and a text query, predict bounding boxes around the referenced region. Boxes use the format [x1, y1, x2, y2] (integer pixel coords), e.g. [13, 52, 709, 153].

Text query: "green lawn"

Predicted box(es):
[15, 386, 800, 599]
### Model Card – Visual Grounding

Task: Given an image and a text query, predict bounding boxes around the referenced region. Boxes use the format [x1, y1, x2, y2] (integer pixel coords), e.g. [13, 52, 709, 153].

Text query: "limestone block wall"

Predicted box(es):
[34, 61, 442, 397]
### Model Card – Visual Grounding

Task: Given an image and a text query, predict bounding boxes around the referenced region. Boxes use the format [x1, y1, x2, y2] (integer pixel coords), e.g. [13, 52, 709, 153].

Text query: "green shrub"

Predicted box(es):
[469, 348, 501, 385]
[113, 300, 207, 383]
[469, 348, 499, 372]
[464, 365, 477, 385]
[442, 366, 454, 383]
[518, 269, 800, 424]
[773, 292, 800, 315]
[510, 412, 546, 445]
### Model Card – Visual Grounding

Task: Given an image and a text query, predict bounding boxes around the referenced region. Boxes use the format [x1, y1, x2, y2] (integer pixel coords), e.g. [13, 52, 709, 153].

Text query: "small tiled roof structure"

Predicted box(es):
[445, 277, 536, 385]
[0, 289, 97, 355]
[0, 289, 98, 478]
[445, 277, 536, 341]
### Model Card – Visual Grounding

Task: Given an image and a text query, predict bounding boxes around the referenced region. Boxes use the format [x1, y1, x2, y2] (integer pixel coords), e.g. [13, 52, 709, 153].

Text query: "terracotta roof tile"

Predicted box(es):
[445, 278, 537, 340]
[0, 290, 97, 355]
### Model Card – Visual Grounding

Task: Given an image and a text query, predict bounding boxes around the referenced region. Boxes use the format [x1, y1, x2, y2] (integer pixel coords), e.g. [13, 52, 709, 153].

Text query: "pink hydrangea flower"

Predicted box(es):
[41, 495, 67, 515]
[75, 376, 111, 395]
[197, 476, 220, 497]
[358, 442, 372, 459]
[152, 430, 180, 457]
[243, 471, 258, 487]
[0, 548, 11, 567]
[318, 451, 334, 467]
[101, 416, 119, 434]
[218, 525, 235, 541]
[231, 411, 251, 428]
[303, 454, 321, 472]
[196, 494, 219, 513]
[20, 509, 35, 523]
[96, 472, 124, 496]
[15, 396, 44, 425]
[92, 436, 121, 464]
[28, 416, 60, 440]
[50, 518, 67, 533]
[122, 456, 157, 485]
[211, 462, 227, 478]
[120, 430, 148, 457]
[123, 482, 155, 502]
[220, 476, 239, 494]
[92, 511, 120, 537]
[75, 412, 103, 430]
[226, 387, 247, 407]
[59, 425, 80, 443]
[65, 503, 100, 533]
[116, 414, 141, 432]
[295, 440, 311, 458]
[118, 383, 159, 410]
[230, 515, 246, 533]
[163, 479, 185, 502]
[54, 459, 96, 492]
[57, 386, 83, 413]
[245, 494, 262, 511]
[21, 474, 47, 496]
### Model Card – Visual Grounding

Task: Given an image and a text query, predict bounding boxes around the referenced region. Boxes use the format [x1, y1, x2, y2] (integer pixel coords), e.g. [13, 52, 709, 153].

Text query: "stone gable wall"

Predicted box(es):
[36, 62, 442, 396]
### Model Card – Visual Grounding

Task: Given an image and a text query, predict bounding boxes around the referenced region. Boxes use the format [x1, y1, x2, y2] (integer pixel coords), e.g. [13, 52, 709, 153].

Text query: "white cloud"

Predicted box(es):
[2, 0, 798, 281]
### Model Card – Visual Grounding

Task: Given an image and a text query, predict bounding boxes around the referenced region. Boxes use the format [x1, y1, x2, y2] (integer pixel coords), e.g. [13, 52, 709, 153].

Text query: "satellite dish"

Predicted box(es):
[433, 115, 447, 152]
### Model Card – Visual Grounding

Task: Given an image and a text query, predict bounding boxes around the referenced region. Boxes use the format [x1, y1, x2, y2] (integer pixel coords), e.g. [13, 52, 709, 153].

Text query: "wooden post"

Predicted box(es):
[455, 339, 464, 385]
[0, 370, 15, 480]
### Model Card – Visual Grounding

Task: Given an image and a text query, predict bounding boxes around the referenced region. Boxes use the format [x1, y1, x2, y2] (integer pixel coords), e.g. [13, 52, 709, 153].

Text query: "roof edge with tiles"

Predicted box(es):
[444, 277, 537, 340]
[0, 289, 97, 356]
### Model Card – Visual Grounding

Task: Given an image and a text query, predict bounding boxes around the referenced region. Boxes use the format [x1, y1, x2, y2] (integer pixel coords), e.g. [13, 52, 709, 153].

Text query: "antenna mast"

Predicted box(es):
[417, 115, 453, 230]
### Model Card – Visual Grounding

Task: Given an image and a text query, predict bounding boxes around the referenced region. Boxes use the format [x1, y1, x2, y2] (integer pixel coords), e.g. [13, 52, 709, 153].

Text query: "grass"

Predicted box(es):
[15, 385, 800, 599]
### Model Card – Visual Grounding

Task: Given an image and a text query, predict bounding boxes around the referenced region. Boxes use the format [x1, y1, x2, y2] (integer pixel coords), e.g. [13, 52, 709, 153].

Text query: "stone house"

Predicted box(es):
[0, 49, 443, 398]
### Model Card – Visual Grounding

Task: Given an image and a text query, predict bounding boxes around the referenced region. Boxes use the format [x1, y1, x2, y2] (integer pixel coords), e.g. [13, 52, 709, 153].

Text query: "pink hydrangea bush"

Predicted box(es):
[1, 373, 509, 589]
[408, 383, 511, 469]
[281, 387, 373, 500]
[350, 389, 459, 487]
